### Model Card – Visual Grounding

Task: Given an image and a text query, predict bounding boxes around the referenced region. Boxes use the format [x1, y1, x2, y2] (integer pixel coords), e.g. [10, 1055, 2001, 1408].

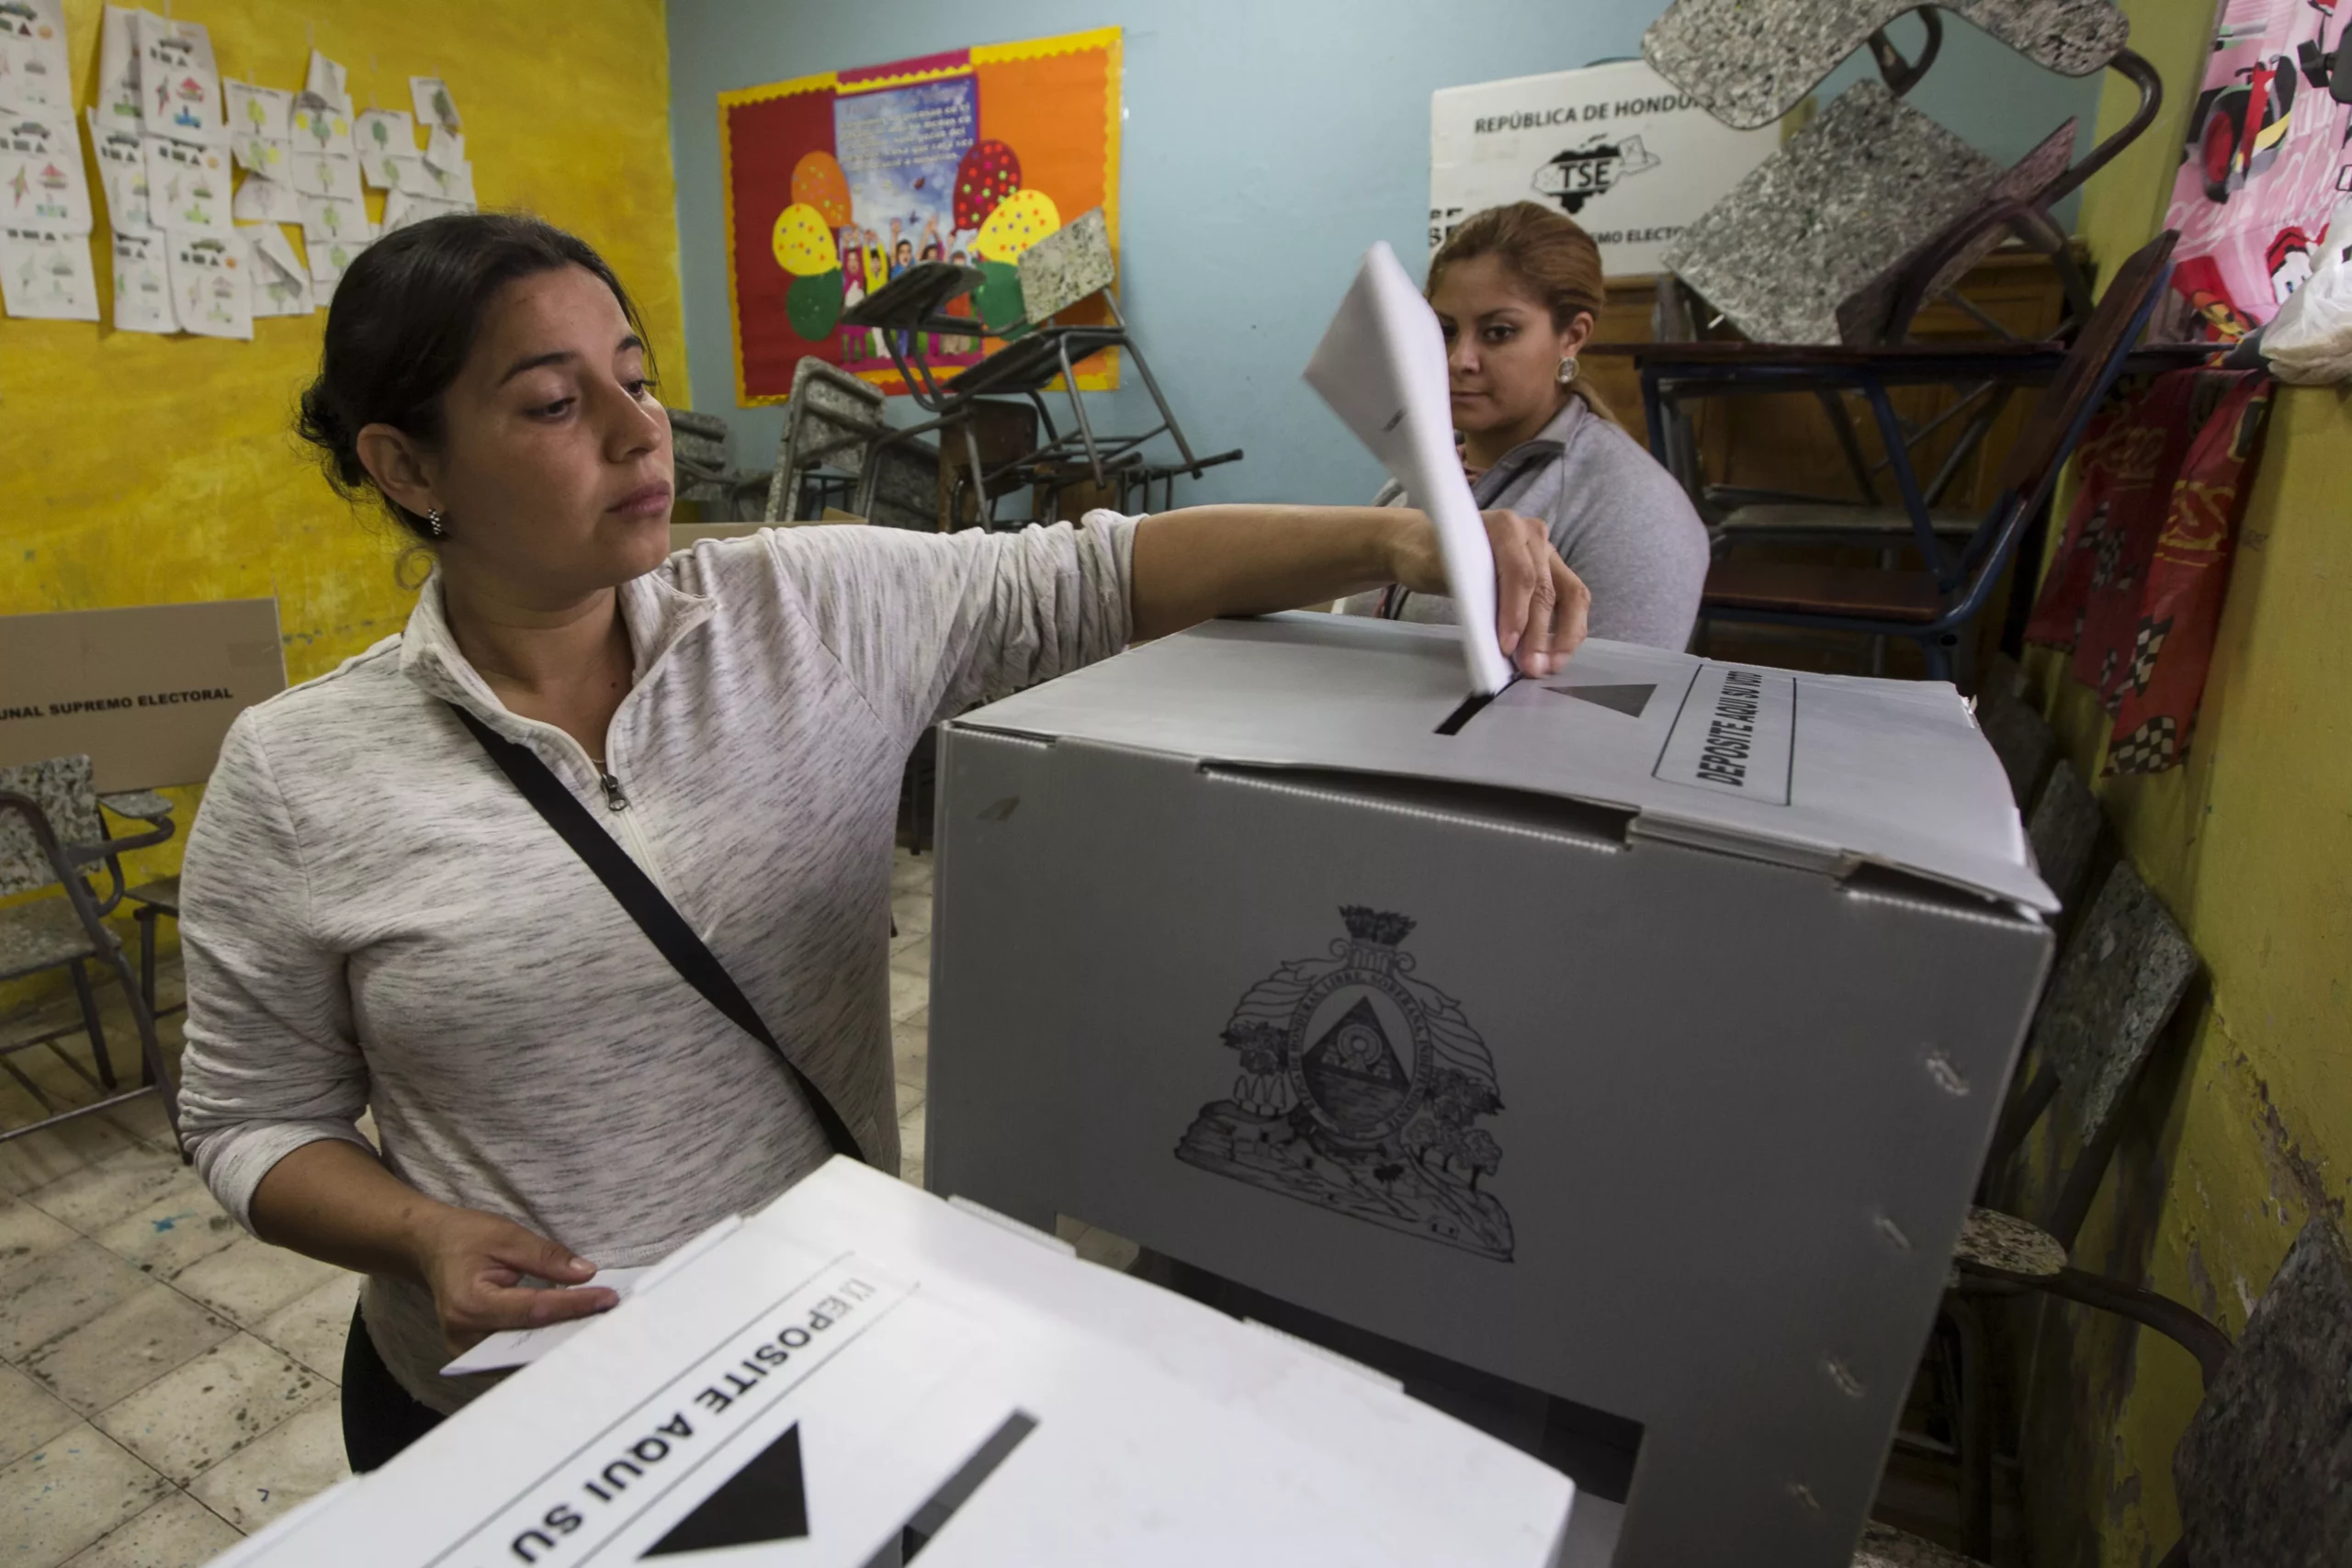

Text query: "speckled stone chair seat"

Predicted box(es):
[1645, 0, 2130, 131]
[1664, 82, 2001, 348]
[2023, 760, 2101, 924]
[2171, 1219, 2352, 1568]
[1851, 1519, 1979, 1567]
[0, 897, 107, 976]
[1960, 860, 2197, 1280]
[1871, 1219, 2352, 1566]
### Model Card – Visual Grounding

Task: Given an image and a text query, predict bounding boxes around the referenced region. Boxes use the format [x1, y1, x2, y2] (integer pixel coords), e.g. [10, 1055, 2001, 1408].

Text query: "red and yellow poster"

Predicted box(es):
[718, 27, 1123, 404]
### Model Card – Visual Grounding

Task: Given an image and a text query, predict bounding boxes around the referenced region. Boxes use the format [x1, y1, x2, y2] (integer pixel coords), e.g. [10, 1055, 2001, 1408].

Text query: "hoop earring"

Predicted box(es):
[1556, 357, 1580, 386]
[423, 507, 447, 539]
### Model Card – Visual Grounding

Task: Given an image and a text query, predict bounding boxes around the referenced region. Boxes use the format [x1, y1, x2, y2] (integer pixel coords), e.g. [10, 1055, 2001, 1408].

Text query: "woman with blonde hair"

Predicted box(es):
[1342, 201, 1708, 649]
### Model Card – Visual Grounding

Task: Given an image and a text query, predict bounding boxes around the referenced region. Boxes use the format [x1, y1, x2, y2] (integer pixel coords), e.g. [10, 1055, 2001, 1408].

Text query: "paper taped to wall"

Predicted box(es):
[1302, 243, 1510, 695]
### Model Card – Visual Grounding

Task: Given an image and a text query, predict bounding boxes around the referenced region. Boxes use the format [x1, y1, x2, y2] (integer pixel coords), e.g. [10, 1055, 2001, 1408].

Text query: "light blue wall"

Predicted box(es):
[662, 0, 2107, 509]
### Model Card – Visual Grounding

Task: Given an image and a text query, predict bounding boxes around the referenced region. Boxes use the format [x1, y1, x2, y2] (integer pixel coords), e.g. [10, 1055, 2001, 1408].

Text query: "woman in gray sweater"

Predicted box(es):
[1342, 203, 1710, 649]
[173, 213, 1587, 1471]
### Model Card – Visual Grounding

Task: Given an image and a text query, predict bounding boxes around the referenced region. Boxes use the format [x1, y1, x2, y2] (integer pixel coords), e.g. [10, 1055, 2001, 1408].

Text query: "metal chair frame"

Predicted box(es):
[0, 764, 185, 1157]
[842, 230, 1236, 527]
[1682, 236, 2178, 680]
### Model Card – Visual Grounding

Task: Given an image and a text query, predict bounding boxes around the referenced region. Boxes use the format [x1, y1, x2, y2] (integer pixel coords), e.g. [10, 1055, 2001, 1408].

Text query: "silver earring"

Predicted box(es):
[1556, 357, 1580, 386]
[423, 508, 447, 538]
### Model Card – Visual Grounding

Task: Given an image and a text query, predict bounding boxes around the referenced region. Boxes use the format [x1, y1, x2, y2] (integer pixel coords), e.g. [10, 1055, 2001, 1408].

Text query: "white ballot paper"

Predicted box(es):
[441, 1216, 745, 1376]
[216, 1159, 1574, 1568]
[1303, 242, 1511, 694]
[0, 0, 73, 116]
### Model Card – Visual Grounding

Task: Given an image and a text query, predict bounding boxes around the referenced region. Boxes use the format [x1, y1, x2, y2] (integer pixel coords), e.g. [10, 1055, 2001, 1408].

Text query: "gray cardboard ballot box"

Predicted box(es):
[927, 614, 2056, 1568]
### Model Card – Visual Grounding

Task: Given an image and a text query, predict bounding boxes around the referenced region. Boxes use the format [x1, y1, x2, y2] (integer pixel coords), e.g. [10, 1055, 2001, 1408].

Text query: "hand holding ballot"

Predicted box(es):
[1387, 506, 1589, 679]
[413, 1203, 620, 1358]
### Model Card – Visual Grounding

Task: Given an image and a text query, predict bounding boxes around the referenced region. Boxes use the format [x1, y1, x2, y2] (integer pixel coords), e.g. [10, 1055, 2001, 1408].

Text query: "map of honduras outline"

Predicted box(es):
[1175, 908, 1514, 1261]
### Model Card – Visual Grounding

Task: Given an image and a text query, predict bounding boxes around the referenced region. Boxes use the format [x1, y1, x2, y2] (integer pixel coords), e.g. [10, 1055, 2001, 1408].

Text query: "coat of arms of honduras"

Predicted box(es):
[1175, 907, 1514, 1261]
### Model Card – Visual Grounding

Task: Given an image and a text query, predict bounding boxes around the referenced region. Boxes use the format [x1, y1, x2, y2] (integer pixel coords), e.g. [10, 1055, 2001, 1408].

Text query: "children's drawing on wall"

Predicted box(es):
[831, 74, 984, 376]
[0, 12, 477, 333]
[167, 231, 250, 338]
[144, 135, 232, 239]
[0, 220, 96, 318]
[718, 27, 1122, 403]
[409, 76, 460, 133]
[110, 228, 172, 332]
[0, 0, 72, 117]
[87, 111, 151, 233]
[2, 110, 88, 232]
[137, 13, 223, 146]
[2165, 0, 2352, 341]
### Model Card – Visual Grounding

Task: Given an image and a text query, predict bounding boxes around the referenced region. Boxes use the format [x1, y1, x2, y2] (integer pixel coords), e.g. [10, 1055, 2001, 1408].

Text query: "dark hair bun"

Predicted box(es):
[289, 211, 651, 539]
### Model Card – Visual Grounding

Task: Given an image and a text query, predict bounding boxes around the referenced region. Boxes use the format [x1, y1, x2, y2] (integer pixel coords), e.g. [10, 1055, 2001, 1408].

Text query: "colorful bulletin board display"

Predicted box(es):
[2163, 0, 2352, 342]
[718, 27, 1122, 405]
[1430, 60, 1776, 277]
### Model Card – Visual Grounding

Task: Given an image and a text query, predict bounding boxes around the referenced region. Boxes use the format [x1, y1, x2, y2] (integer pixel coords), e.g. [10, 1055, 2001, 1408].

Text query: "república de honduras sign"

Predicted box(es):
[1430, 59, 1776, 276]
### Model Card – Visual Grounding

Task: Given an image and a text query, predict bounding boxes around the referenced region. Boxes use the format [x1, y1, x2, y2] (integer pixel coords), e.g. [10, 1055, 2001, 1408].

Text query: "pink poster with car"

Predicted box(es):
[2164, 0, 2352, 341]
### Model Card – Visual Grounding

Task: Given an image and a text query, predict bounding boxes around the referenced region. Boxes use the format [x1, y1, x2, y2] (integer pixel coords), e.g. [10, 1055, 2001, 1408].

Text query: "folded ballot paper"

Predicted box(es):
[1304, 242, 1512, 695]
[211, 1159, 1573, 1567]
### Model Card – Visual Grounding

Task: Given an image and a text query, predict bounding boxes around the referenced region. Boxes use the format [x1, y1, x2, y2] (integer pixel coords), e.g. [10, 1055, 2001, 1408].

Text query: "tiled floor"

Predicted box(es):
[1, 849, 956, 1567]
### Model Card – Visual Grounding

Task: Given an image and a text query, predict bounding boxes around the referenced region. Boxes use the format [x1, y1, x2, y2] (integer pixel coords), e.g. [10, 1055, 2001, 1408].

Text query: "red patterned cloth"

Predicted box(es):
[2025, 369, 2274, 774]
[2105, 376, 2273, 774]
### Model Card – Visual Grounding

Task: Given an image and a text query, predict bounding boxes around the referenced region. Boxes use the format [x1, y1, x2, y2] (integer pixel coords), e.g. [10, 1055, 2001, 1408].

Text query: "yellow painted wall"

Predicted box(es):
[1, 0, 685, 1010]
[2014, 4, 2352, 1560]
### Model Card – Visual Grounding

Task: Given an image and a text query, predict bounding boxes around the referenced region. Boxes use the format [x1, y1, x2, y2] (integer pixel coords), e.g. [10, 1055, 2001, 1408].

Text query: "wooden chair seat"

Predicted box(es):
[1702, 558, 1945, 623]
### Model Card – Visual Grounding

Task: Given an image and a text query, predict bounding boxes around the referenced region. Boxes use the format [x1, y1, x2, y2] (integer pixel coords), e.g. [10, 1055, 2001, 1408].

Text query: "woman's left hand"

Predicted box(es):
[1391, 509, 1590, 677]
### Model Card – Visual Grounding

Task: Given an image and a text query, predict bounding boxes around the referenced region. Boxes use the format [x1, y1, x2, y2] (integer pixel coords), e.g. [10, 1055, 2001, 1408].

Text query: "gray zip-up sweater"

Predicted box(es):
[1339, 399, 1710, 649]
[175, 515, 1135, 1412]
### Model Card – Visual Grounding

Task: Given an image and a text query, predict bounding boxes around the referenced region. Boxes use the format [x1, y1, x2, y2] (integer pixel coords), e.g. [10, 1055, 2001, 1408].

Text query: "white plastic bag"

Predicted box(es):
[2261, 196, 2352, 385]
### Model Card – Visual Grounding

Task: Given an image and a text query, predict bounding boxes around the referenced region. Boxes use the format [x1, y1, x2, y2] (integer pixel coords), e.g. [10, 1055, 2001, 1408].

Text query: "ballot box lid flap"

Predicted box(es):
[209, 1159, 1574, 1568]
[950, 615, 2055, 913]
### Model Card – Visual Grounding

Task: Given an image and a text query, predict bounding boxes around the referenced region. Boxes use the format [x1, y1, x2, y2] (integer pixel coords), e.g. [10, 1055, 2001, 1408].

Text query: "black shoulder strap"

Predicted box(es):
[447, 703, 866, 1166]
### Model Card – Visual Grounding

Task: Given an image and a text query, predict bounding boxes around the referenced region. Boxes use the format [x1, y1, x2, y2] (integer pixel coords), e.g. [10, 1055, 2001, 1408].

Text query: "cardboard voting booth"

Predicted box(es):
[0, 599, 286, 790]
[926, 615, 2056, 1568]
[210, 1159, 1575, 1568]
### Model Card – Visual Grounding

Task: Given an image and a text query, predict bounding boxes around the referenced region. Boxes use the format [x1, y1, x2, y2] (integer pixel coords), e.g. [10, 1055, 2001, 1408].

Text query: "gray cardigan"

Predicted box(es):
[175, 516, 1136, 1412]
[1339, 399, 1710, 649]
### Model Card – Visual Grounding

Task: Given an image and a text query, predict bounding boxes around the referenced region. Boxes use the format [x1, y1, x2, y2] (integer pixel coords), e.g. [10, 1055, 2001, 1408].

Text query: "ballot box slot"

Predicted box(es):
[1201, 764, 1632, 854]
